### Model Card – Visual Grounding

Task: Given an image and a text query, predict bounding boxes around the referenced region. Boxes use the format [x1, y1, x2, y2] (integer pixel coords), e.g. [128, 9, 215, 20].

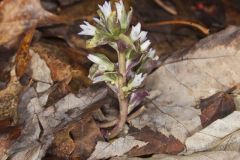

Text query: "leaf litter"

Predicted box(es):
[1, 0, 240, 160]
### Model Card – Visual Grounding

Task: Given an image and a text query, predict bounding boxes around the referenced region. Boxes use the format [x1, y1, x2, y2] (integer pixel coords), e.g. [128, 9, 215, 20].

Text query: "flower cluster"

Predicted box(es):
[79, 0, 159, 113]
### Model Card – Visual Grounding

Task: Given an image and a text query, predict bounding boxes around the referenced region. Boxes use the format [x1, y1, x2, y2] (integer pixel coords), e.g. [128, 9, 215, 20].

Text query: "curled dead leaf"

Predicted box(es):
[128, 127, 185, 157]
[200, 92, 236, 127]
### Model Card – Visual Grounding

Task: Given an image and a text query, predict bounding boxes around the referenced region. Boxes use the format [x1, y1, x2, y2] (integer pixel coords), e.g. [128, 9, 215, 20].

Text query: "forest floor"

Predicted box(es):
[1, 0, 240, 160]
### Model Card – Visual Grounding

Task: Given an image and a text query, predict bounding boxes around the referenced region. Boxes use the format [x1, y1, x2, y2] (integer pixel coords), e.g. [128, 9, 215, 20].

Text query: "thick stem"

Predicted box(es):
[107, 52, 128, 139]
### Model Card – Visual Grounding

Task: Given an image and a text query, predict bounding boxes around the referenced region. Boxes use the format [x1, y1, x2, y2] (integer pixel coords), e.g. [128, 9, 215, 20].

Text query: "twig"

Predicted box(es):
[127, 105, 146, 123]
[154, 0, 177, 15]
[143, 20, 210, 35]
[98, 106, 146, 128]
[98, 119, 118, 128]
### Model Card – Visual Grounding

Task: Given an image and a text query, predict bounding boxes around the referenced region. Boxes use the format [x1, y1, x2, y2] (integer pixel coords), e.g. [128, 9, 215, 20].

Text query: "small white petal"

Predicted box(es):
[93, 17, 104, 27]
[87, 54, 102, 64]
[130, 23, 141, 42]
[78, 21, 96, 36]
[141, 40, 151, 51]
[126, 8, 133, 28]
[153, 56, 159, 61]
[98, 1, 112, 19]
[148, 48, 156, 58]
[93, 17, 101, 24]
[115, 0, 124, 22]
[139, 31, 148, 42]
[148, 48, 159, 60]
[130, 73, 146, 88]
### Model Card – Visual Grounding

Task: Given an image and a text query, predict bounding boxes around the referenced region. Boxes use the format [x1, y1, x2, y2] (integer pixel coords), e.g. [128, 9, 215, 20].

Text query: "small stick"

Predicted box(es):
[98, 106, 146, 128]
[143, 20, 210, 35]
[154, 0, 177, 15]
[127, 105, 146, 123]
[98, 119, 118, 128]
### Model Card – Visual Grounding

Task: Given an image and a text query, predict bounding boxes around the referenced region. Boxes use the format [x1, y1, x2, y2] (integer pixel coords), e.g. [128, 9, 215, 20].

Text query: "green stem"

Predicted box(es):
[108, 52, 128, 139]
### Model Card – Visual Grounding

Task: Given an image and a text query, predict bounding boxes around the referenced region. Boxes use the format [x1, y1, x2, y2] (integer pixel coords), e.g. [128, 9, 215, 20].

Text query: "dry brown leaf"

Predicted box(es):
[0, 0, 62, 91]
[214, 129, 240, 152]
[15, 26, 35, 79]
[185, 111, 240, 154]
[29, 49, 53, 85]
[31, 42, 90, 88]
[88, 136, 147, 160]
[0, 26, 41, 123]
[0, 121, 21, 159]
[0, 0, 62, 46]
[58, 0, 104, 21]
[0, 68, 23, 122]
[48, 116, 102, 159]
[130, 99, 202, 143]
[155, 151, 240, 160]
[31, 42, 72, 83]
[129, 26, 240, 156]
[57, 0, 81, 7]
[70, 117, 102, 160]
[200, 92, 236, 127]
[128, 127, 184, 157]
[57, 0, 131, 21]
[148, 26, 240, 109]
[49, 127, 75, 159]
[4, 85, 108, 160]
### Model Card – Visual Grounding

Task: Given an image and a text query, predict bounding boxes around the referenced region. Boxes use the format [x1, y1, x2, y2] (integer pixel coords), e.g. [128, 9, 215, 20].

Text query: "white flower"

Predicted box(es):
[115, 0, 124, 20]
[139, 31, 147, 42]
[98, 1, 112, 20]
[140, 40, 151, 51]
[130, 23, 148, 42]
[115, 0, 125, 23]
[148, 48, 155, 58]
[130, 23, 141, 41]
[148, 48, 159, 60]
[79, 21, 96, 36]
[129, 73, 146, 88]
[126, 8, 133, 29]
